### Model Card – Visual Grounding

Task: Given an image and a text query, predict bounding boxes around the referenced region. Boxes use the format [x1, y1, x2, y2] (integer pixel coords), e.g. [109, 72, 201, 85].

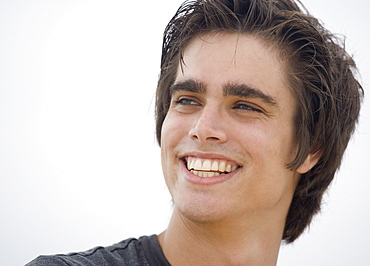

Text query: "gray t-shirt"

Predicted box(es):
[26, 235, 171, 266]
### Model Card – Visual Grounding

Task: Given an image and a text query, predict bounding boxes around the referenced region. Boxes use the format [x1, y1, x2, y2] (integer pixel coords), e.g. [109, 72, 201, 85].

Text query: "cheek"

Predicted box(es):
[161, 111, 193, 146]
[160, 114, 189, 195]
[160, 116, 173, 164]
[160, 117, 174, 188]
[160, 113, 186, 170]
[161, 113, 182, 149]
[236, 121, 294, 165]
[266, 130, 294, 163]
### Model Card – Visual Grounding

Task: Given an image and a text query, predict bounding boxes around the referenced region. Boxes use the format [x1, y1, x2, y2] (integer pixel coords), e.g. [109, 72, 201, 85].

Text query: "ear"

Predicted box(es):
[296, 152, 321, 174]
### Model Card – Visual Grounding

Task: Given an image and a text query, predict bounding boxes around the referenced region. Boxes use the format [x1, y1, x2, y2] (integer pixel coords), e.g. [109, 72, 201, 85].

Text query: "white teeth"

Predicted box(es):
[203, 160, 211, 171]
[187, 157, 239, 178]
[218, 161, 226, 172]
[194, 159, 202, 170]
[187, 158, 194, 170]
[190, 170, 225, 178]
[207, 172, 215, 177]
[211, 161, 218, 171]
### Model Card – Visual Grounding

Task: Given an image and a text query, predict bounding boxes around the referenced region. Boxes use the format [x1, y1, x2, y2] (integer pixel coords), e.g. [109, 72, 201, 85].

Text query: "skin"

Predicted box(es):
[158, 33, 317, 266]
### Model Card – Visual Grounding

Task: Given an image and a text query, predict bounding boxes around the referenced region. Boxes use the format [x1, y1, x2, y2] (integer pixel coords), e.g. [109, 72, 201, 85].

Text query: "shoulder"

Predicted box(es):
[26, 255, 67, 266]
[26, 237, 149, 266]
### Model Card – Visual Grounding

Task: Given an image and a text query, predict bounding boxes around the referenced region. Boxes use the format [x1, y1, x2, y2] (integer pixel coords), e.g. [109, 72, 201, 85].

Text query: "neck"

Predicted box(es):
[158, 208, 284, 266]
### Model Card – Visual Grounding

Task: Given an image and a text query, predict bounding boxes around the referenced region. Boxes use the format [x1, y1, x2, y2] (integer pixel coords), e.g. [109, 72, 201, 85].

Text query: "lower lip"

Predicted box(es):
[181, 160, 239, 186]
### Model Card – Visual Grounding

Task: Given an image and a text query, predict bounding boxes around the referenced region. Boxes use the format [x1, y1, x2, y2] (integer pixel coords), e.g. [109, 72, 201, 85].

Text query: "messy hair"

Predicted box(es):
[155, 0, 363, 243]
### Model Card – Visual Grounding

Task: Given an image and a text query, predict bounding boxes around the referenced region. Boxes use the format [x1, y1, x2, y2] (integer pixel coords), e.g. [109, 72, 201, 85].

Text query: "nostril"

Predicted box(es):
[206, 136, 220, 141]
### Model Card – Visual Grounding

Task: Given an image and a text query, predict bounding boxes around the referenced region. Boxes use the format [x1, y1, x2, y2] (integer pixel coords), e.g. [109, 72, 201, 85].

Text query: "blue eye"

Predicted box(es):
[233, 103, 262, 112]
[176, 98, 198, 105]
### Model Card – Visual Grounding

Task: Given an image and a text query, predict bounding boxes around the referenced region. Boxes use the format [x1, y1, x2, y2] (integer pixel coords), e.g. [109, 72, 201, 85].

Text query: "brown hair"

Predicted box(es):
[155, 0, 364, 243]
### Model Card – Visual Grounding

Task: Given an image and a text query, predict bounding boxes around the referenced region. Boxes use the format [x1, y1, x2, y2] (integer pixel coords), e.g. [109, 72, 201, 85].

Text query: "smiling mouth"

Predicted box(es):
[184, 157, 240, 178]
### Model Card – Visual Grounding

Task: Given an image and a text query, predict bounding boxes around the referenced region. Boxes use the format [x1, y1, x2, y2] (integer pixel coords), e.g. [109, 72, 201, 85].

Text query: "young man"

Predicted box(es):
[28, 0, 363, 265]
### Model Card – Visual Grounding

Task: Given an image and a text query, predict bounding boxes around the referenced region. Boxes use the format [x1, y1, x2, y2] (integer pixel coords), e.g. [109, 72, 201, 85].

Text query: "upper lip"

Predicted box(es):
[179, 151, 242, 167]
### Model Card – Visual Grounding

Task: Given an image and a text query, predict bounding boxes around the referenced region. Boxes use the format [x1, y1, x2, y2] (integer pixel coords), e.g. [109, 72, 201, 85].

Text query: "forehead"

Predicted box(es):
[182, 32, 282, 65]
[176, 32, 293, 103]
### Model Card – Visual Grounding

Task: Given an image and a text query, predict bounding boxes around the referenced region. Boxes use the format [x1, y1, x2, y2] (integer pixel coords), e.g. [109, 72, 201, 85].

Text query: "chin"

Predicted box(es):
[173, 191, 232, 224]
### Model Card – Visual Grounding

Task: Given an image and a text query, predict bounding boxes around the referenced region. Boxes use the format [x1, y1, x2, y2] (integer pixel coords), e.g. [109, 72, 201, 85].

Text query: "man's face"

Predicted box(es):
[161, 33, 303, 223]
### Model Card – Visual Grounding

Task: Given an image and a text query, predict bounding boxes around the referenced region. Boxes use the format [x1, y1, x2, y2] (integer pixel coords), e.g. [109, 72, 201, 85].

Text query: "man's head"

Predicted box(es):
[155, 0, 363, 243]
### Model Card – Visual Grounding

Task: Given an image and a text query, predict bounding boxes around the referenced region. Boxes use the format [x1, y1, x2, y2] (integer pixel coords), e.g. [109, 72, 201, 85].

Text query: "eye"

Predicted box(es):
[175, 97, 200, 106]
[233, 102, 262, 113]
[171, 96, 202, 114]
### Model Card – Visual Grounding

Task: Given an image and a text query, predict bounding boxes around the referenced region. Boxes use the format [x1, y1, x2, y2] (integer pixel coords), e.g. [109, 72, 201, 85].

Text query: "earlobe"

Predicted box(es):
[296, 152, 321, 174]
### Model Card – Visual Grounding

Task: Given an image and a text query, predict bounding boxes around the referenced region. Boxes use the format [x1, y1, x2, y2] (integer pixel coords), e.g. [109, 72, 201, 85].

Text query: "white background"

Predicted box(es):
[0, 0, 369, 265]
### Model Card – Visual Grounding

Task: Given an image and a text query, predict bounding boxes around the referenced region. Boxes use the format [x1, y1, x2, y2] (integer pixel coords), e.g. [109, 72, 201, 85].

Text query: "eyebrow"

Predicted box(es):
[169, 79, 206, 95]
[223, 83, 278, 107]
[170, 79, 278, 108]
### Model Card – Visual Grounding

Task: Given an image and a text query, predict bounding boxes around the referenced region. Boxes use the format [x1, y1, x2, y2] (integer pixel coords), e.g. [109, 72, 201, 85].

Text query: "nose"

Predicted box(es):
[188, 105, 228, 144]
